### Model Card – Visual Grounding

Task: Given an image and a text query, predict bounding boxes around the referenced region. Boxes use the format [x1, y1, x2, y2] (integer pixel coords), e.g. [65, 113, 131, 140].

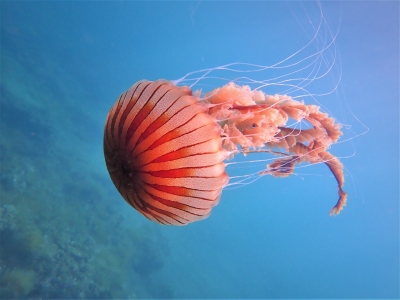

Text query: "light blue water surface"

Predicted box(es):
[0, 1, 398, 299]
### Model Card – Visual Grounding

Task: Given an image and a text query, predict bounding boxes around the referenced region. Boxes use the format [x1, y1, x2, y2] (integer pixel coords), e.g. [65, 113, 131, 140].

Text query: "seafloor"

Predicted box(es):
[0, 45, 171, 298]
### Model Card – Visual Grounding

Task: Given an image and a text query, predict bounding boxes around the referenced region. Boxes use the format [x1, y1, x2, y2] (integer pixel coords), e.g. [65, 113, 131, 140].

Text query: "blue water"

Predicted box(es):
[0, 1, 398, 299]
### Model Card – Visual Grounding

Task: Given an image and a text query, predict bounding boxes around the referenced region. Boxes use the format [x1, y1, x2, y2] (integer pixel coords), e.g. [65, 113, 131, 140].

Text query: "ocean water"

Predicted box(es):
[0, 1, 398, 299]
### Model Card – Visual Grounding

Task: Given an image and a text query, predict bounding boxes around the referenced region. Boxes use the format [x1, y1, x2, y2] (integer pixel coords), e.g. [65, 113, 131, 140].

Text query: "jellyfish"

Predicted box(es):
[103, 1, 353, 225]
[103, 77, 347, 225]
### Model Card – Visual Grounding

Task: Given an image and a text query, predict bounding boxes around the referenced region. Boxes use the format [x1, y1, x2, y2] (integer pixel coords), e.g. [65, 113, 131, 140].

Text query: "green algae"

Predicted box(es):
[0, 268, 37, 298]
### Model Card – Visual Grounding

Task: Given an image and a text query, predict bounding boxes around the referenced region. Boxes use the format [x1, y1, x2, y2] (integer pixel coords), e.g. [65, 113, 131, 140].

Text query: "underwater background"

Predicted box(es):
[0, 1, 398, 299]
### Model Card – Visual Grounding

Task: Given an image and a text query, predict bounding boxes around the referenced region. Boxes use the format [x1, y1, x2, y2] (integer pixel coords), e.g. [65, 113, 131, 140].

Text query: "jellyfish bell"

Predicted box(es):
[103, 80, 230, 225]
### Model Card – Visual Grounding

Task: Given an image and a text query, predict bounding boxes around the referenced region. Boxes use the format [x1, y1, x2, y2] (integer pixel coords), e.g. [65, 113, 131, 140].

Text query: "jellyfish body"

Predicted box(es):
[104, 79, 347, 225]
[103, 80, 229, 225]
